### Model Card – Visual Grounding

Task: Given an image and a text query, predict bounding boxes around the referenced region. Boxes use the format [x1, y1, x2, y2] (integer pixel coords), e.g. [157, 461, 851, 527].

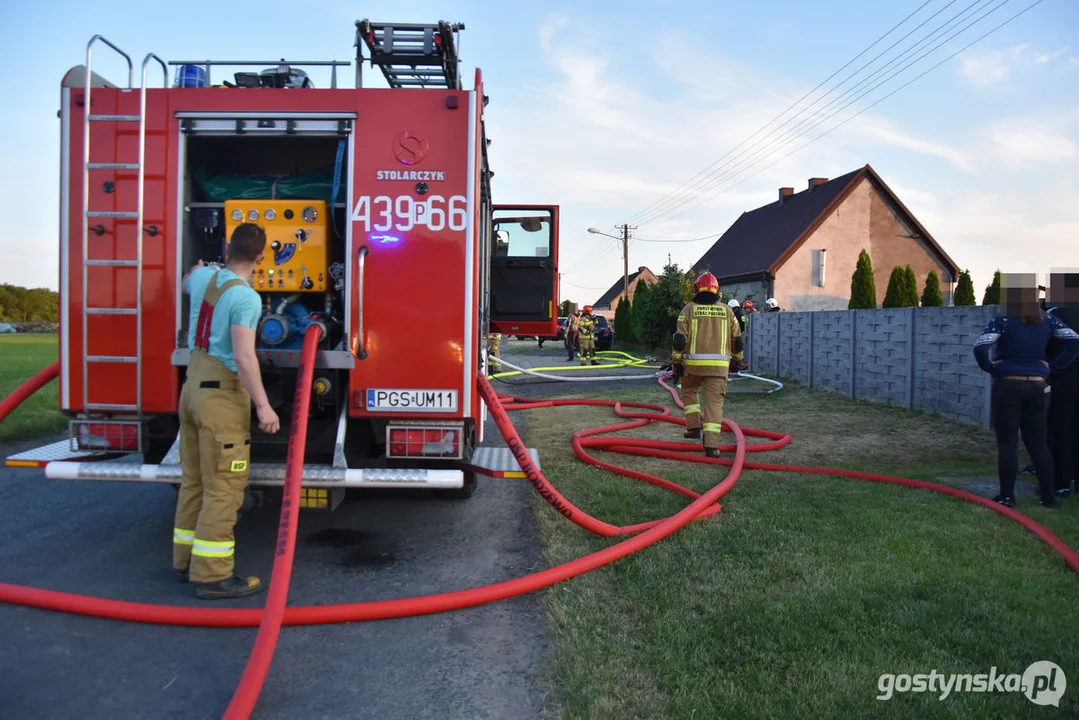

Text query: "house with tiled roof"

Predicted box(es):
[591, 266, 659, 319]
[689, 164, 959, 312]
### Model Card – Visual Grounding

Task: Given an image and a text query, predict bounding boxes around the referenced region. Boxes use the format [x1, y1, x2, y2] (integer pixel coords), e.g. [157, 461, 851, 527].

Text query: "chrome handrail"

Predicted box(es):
[356, 246, 369, 359]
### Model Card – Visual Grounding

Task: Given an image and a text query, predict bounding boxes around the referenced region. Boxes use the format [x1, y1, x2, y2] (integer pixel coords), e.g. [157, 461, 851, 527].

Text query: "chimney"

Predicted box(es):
[778, 187, 794, 205]
[638, 266, 647, 273]
[807, 177, 828, 192]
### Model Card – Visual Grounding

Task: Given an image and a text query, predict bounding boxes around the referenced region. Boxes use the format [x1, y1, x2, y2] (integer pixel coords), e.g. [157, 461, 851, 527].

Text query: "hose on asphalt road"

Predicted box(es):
[223, 323, 322, 719]
[2, 351, 1079, 718]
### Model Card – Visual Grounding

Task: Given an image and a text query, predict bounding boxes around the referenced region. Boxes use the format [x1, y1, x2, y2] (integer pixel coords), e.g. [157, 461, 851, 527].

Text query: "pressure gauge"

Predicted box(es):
[302, 205, 318, 223]
[247, 209, 260, 221]
[264, 208, 276, 221]
[231, 208, 243, 221]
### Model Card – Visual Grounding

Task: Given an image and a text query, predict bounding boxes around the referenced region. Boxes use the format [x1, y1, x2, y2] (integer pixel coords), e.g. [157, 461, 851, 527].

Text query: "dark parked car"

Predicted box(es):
[594, 315, 613, 351]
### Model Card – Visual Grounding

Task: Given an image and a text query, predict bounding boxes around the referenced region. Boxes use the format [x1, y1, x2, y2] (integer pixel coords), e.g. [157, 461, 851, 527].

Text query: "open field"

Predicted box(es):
[510, 377, 1078, 718]
[0, 334, 65, 443]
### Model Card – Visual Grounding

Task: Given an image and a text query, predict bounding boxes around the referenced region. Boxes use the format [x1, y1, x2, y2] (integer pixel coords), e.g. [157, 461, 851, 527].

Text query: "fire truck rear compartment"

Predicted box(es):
[174, 133, 351, 465]
[173, 131, 472, 487]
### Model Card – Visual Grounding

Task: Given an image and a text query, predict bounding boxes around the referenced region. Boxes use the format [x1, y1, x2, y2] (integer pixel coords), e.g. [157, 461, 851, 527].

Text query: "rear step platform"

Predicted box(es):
[467, 447, 541, 478]
[4, 439, 119, 468]
[6, 440, 541, 484]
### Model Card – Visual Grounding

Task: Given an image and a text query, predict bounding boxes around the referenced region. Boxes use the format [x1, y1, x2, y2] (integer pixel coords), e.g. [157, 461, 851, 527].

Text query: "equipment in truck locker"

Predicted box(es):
[224, 199, 330, 294]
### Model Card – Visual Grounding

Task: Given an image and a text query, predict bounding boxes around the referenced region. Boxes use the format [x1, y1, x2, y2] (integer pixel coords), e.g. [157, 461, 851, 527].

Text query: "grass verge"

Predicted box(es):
[514, 380, 1079, 719]
[0, 334, 65, 443]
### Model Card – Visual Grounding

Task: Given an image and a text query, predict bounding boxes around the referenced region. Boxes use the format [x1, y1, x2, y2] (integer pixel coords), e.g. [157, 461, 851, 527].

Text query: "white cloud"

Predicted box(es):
[959, 43, 1069, 88]
[980, 110, 1079, 166]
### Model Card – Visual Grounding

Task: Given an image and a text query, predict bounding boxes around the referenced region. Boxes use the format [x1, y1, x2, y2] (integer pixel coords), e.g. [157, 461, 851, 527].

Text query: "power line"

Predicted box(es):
[633, 233, 722, 243]
[635, 0, 1020, 227]
[657, 0, 1047, 223]
[633, 0, 1004, 227]
[621, 0, 938, 227]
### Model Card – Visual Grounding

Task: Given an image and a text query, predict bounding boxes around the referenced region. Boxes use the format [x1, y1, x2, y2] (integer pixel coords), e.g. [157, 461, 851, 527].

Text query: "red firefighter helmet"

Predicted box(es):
[694, 272, 719, 295]
[583, 305, 593, 313]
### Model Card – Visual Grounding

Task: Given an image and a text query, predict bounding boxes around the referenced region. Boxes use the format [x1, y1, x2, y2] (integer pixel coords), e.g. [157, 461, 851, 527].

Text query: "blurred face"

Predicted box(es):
[1049, 269, 1079, 305]
[1000, 272, 1040, 315]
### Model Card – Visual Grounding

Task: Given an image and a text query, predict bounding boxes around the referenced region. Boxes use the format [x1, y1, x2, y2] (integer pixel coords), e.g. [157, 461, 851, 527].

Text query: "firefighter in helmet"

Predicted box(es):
[671, 272, 744, 457]
[578, 305, 598, 365]
[174, 223, 280, 599]
[727, 298, 746, 332]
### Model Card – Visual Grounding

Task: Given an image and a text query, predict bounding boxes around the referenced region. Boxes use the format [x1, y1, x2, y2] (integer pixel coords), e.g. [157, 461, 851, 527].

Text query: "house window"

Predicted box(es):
[812, 249, 827, 287]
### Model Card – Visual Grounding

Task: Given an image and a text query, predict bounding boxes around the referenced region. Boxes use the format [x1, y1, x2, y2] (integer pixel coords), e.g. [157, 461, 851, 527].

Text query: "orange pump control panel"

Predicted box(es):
[223, 199, 330, 293]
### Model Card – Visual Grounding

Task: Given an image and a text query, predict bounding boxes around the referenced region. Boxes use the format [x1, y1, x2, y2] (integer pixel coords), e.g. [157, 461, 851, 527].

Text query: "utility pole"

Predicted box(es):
[619, 223, 637, 306]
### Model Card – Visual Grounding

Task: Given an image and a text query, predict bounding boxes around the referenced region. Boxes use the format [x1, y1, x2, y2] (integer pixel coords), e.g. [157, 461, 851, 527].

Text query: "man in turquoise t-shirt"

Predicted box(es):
[183, 264, 263, 371]
[174, 223, 280, 600]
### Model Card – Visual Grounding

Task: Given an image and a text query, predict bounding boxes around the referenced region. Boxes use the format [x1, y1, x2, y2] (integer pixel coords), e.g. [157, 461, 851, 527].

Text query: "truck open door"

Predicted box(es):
[489, 205, 559, 338]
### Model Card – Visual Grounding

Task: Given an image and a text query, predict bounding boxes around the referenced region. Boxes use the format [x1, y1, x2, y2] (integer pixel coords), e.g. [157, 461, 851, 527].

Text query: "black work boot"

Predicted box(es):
[704, 448, 720, 459]
[177, 568, 189, 583]
[684, 428, 701, 439]
[196, 574, 265, 600]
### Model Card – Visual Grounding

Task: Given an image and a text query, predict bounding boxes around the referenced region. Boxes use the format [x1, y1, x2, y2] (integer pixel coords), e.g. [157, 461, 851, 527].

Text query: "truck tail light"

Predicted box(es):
[386, 425, 462, 459]
[70, 420, 141, 452]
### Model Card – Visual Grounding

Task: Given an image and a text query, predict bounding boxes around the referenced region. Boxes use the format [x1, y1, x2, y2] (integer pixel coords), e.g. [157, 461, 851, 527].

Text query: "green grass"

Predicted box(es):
[0, 334, 66, 443]
[515, 380, 1079, 719]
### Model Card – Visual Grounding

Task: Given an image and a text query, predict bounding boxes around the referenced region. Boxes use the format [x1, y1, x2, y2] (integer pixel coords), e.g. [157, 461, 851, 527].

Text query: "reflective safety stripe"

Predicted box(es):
[685, 359, 730, 367]
[684, 403, 701, 414]
[191, 538, 235, 558]
[703, 422, 723, 433]
[685, 353, 730, 360]
[173, 528, 195, 546]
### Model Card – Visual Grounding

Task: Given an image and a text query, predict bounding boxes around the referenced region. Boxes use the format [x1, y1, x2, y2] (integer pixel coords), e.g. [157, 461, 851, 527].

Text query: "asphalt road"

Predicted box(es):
[0, 340, 671, 720]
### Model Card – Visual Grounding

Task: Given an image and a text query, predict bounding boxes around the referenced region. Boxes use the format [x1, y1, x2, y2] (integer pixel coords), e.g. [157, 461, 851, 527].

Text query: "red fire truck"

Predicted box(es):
[6, 21, 558, 508]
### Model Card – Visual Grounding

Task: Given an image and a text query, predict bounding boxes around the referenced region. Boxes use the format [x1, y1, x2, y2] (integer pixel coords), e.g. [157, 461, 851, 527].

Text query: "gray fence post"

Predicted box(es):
[808, 311, 816, 388]
[849, 311, 858, 398]
[906, 307, 916, 410]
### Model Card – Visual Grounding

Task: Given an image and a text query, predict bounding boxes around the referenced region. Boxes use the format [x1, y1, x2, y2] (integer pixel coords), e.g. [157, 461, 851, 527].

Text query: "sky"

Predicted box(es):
[1, 0, 1076, 304]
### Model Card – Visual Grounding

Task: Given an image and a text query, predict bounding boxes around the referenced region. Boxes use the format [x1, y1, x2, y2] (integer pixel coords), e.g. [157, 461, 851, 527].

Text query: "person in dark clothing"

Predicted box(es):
[1045, 270, 1079, 496]
[727, 299, 747, 332]
[973, 276, 1079, 508]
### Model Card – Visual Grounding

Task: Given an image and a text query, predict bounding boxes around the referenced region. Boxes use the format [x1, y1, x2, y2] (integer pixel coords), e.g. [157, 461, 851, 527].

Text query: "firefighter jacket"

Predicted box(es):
[672, 301, 743, 377]
[578, 315, 596, 339]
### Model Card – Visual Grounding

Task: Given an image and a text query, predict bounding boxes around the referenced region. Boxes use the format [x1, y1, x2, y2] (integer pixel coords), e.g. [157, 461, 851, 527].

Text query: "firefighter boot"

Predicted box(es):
[684, 428, 701, 439]
[196, 574, 264, 600]
[704, 448, 720, 459]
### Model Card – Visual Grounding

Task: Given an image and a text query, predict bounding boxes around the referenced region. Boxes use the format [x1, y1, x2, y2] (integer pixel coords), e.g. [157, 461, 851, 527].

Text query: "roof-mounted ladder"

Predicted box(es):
[355, 20, 464, 90]
[81, 35, 167, 417]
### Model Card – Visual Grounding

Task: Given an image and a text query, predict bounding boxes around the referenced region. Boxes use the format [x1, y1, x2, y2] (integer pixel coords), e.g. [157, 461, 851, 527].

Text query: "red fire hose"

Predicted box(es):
[1, 359, 1078, 719]
[0, 360, 58, 424]
[223, 323, 323, 719]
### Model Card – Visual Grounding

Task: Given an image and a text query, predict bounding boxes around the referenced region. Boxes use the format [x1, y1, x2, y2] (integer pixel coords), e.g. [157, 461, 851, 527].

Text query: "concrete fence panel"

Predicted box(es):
[745, 305, 1000, 427]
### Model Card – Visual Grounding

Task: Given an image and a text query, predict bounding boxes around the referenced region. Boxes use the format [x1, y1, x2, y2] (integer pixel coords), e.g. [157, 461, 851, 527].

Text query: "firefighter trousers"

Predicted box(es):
[173, 351, 253, 584]
[579, 337, 596, 364]
[681, 373, 728, 449]
[488, 333, 502, 373]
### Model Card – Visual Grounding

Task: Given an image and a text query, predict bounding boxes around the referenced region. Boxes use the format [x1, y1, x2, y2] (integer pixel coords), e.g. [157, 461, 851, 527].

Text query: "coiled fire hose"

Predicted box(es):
[1, 350, 1077, 719]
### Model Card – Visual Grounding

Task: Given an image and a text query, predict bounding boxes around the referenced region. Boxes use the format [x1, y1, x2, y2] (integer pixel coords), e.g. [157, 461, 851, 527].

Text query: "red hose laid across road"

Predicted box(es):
[1, 363, 1078, 718]
[222, 324, 323, 720]
[0, 361, 58, 424]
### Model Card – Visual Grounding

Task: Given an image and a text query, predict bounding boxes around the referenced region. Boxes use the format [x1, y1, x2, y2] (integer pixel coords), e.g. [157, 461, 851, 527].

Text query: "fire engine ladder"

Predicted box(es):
[355, 20, 464, 90]
[81, 36, 168, 416]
